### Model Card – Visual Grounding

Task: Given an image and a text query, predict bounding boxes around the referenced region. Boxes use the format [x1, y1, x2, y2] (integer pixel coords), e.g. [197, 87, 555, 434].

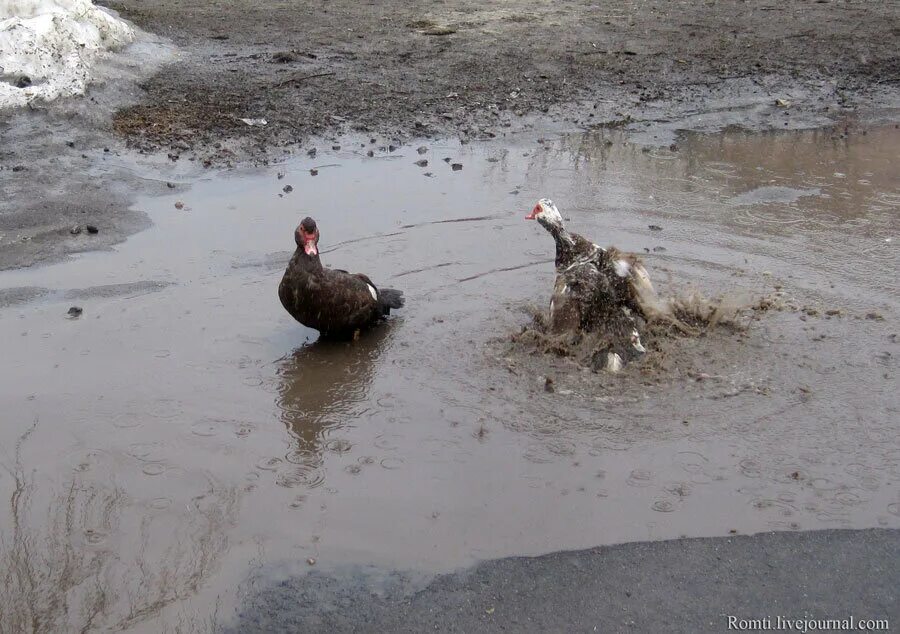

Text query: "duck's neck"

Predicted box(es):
[289, 248, 324, 274]
[543, 222, 576, 264]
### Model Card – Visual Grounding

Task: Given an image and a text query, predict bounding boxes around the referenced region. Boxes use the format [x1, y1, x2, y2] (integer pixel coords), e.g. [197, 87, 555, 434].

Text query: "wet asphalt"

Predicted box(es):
[226, 528, 898, 633]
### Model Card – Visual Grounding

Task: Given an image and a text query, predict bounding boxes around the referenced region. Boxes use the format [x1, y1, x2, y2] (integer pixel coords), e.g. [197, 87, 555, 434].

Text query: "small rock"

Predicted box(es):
[544, 377, 554, 393]
[309, 169, 318, 176]
[332, 145, 340, 151]
[70, 225, 82, 235]
[283, 185, 293, 193]
[442, 157, 452, 163]
[648, 224, 663, 231]
[67, 306, 83, 318]
[366, 150, 374, 157]
[417, 146, 428, 154]
[86, 225, 99, 234]
[15, 75, 31, 88]
[669, 143, 678, 152]
[277, 172, 285, 179]
[66, 141, 75, 148]
[423, 172, 433, 177]
[866, 312, 884, 321]
[174, 201, 185, 210]
[271, 51, 298, 63]
[414, 159, 428, 167]
[451, 163, 463, 171]
[307, 557, 316, 566]
[423, 26, 457, 36]
[11, 165, 26, 172]
[307, 148, 317, 157]
[388, 145, 397, 152]
[166, 182, 176, 189]
[652, 246, 667, 252]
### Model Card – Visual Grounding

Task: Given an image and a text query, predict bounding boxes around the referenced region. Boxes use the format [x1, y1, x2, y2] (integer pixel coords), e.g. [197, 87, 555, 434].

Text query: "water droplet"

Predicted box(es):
[256, 457, 283, 471]
[651, 500, 676, 513]
[149, 497, 172, 510]
[142, 462, 167, 476]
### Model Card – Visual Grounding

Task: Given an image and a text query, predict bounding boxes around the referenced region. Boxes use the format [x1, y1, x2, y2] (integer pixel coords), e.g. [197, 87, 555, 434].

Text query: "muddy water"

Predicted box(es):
[0, 126, 898, 632]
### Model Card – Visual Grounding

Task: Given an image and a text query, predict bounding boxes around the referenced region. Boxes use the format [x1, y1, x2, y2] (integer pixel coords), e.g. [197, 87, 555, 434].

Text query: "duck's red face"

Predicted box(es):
[295, 217, 319, 256]
[525, 203, 542, 220]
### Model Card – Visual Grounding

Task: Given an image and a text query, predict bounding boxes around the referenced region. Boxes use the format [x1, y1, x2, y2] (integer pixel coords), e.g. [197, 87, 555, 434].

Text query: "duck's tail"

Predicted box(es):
[378, 288, 404, 314]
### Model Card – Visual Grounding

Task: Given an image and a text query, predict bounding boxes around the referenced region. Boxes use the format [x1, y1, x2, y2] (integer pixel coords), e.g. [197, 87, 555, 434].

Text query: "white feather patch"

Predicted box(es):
[549, 299, 555, 315]
[605, 353, 623, 373]
[631, 330, 646, 353]
[614, 259, 631, 277]
[367, 284, 378, 300]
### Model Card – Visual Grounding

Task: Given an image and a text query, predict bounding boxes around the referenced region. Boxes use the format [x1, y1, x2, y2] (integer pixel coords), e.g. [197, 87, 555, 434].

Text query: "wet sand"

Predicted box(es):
[0, 124, 897, 631]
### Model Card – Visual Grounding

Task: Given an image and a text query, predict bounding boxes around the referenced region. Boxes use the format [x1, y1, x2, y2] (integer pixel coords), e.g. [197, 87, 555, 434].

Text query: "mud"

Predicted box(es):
[96, 0, 899, 156]
[0, 124, 897, 632]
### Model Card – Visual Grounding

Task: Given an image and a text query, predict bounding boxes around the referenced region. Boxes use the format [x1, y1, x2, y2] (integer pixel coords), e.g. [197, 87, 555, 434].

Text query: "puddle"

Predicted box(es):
[0, 125, 898, 632]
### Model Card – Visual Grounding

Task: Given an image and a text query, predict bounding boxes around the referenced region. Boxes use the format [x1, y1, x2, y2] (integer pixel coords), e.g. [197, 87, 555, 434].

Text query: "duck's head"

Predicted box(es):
[525, 198, 565, 232]
[294, 216, 319, 256]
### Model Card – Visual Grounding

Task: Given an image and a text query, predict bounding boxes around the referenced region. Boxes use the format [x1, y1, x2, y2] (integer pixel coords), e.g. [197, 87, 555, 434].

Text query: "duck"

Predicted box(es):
[278, 217, 404, 338]
[525, 198, 689, 322]
[525, 198, 690, 370]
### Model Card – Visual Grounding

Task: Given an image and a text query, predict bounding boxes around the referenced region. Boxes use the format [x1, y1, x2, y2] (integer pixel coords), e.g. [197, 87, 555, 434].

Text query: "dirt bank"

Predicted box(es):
[100, 0, 899, 153]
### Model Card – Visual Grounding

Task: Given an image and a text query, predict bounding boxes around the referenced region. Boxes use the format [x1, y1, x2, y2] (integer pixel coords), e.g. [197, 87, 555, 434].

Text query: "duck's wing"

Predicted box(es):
[315, 268, 381, 330]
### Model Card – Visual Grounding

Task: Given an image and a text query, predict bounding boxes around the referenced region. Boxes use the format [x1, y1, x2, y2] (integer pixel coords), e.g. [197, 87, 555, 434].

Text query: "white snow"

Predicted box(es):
[0, 0, 134, 109]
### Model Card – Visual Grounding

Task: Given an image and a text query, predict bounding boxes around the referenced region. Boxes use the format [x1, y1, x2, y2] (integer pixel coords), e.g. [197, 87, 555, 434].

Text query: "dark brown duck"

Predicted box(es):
[279, 217, 404, 338]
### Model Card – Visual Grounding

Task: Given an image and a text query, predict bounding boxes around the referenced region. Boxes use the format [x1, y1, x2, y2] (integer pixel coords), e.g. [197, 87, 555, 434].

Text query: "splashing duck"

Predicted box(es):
[525, 198, 689, 371]
[279, 217, 404, 338]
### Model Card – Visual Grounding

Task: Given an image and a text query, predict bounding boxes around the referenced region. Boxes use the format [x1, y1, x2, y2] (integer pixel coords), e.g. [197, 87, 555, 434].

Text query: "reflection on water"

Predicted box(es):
[0, 123, 897, 632]
[0, 420, 238, 633]
[274, 324, 395, 490]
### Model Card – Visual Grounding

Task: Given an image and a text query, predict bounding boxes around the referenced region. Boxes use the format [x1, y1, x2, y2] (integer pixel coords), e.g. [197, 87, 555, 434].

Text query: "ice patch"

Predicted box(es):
[0, 0, 135, 109]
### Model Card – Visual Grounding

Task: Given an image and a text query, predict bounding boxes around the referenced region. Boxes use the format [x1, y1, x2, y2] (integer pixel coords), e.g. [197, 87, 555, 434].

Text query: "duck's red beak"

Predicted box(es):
[525, 204, 541, 220]
[303, 238, 318, 256]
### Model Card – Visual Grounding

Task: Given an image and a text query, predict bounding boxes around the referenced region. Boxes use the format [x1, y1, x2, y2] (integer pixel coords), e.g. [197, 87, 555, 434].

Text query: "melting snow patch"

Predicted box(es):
[0, 0, 135, 109]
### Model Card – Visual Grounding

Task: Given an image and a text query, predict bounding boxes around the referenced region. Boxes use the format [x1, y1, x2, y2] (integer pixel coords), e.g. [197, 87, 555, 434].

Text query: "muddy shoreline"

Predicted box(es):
[1, 0, 899, 269]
